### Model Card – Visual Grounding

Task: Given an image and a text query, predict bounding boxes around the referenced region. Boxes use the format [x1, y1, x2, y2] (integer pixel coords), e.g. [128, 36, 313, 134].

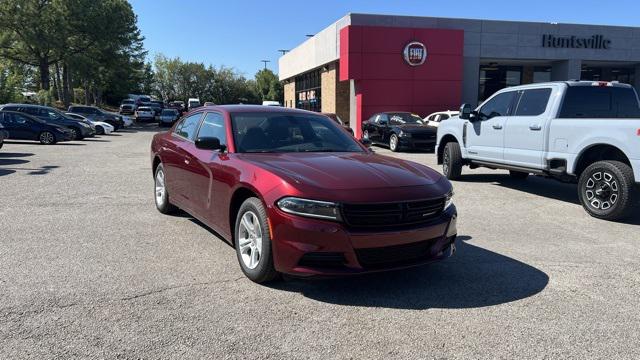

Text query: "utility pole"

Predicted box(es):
[278, 50, 289, 55]
[260, 60, 270, 70]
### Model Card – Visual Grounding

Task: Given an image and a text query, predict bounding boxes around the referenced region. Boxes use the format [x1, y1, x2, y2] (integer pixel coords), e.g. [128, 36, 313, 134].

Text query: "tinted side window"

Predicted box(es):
[197, 113, 226, 146]
[174, 113, 202, 140]
[560, 87, 612, 118]
[515, 88, 552, 116]
[479, 92, 516, 119]
[22, 107, 40, 116]
[613, 88, 640, 118]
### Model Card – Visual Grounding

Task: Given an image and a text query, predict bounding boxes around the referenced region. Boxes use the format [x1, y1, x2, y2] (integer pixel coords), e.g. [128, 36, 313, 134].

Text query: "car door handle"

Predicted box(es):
[529, 124, 542, 131]
[492, 124, 503, 130]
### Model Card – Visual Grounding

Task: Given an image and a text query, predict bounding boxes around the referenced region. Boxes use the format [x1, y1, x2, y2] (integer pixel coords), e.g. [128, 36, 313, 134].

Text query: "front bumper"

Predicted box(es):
[398, 137, 436, 150]
[268, 205, 457, 277]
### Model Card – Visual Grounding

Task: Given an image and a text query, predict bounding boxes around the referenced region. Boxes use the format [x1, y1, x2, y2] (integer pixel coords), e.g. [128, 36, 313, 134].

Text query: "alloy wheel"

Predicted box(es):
[40, 132, 54, 144]
[390, 135, 398, 151]
[155, 168, 166, 207]
[584, 171, 619, 211]
[443, 146, 450, 175]
[238, 211, 262, 270]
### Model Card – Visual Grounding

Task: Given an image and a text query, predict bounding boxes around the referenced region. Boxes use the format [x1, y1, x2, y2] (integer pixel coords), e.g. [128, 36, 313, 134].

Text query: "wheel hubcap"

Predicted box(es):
[363, 130, 369, 140]
[155, 169, 166, 206]
[585, 171, 619, 210]
[443, 148, 450, 174]
[390, 136, 397, 150]
[41, 132, 53, 144]
[238, 211, 262, 270]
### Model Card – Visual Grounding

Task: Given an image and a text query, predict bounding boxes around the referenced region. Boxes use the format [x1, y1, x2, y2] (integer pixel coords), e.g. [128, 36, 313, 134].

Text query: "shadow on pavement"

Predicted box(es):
[4, 141, 85, 146]
[0, 152, 34, 158]
[272, 236, 549, 310]
[457, 173, 580, 205]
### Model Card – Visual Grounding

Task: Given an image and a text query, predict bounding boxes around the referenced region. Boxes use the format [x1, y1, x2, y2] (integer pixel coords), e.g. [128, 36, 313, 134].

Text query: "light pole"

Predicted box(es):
[278, 49, 289, 55]
[260, 60, 270, 70]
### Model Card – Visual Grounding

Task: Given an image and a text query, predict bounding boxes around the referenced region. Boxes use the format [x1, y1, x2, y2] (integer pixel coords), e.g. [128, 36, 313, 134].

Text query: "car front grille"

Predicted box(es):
[355, 237, 440, 269]
[341, 198, 445, 229]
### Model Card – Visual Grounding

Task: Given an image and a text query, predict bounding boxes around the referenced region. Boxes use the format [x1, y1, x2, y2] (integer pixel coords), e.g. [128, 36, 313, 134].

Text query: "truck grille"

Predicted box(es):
[341, 198, 445, 229]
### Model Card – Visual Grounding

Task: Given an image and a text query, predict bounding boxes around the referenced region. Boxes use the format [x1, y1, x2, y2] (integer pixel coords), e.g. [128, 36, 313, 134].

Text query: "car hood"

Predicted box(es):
[238, 152, 444, 190]
[396, 124, 436, 133]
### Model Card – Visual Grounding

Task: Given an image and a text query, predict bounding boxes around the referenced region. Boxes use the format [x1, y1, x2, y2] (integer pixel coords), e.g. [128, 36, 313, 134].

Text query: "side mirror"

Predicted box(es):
[360, 137, 372, 147]
[459, 103, 473, 120]
[195, 136, 225, 151]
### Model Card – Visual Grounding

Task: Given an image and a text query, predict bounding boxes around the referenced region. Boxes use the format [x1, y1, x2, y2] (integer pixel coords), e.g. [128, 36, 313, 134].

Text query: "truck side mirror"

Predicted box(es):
[459, 103, 473, 120]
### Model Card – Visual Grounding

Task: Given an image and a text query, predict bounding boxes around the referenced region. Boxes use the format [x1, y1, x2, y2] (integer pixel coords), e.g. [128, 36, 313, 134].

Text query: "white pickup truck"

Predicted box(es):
[437, 81, 640, 221]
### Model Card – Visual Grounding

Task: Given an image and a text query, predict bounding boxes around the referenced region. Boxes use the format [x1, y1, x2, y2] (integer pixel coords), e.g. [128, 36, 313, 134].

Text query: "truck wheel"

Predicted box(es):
[578, 161, 636, 221]
[509, 171, 529, 179]
[443, 142, 463, 180]
[389, 134, 399, 152]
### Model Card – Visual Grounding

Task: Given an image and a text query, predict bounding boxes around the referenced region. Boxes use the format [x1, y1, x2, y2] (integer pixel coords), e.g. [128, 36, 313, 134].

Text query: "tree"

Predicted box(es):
[254, 69, 283, 103]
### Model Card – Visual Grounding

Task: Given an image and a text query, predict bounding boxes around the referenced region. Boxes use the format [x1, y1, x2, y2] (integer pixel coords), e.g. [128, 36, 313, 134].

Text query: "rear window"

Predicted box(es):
[138, 107, 151, 111]
[515, 88, 552, 116]
[559, 86, 640, 118]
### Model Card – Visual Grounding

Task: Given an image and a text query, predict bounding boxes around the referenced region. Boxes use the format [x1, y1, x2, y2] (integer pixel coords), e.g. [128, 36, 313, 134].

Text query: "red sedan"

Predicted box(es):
[151, 105, 457, 283]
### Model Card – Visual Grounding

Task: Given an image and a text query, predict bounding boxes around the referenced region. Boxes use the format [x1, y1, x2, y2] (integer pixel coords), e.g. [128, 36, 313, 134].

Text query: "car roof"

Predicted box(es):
[195, 104, 322, 116]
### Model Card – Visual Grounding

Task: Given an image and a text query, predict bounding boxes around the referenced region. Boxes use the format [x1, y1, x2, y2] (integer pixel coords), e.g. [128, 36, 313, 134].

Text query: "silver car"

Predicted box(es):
[158, 109, 180, 126]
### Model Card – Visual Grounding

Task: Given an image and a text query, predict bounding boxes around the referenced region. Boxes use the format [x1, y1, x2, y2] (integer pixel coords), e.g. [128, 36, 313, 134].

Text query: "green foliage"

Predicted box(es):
[254, 69, 283, 103]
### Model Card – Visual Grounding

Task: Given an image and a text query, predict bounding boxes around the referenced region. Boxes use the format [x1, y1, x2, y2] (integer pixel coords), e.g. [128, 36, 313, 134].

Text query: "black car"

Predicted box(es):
[0, 104, 94, 140]
[362, 112, 437, 152]
[0, 122, 7, 149]
[67, 105, 125, 131]
[0, 111, 74, 145]
[144, 101, 164, 115]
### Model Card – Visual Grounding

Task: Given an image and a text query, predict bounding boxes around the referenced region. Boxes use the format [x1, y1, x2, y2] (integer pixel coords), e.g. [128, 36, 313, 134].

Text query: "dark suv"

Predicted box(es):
[0, 104, 94, 140]
[67, 105, 125, 131]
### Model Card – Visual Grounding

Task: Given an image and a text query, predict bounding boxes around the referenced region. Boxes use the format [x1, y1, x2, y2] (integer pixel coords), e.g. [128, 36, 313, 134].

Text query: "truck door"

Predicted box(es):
[465, 91, 516, 162]
[503, 88, 553, 169]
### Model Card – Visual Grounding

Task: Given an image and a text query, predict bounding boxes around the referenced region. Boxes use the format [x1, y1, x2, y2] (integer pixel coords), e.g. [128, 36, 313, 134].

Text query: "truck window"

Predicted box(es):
[559, 87, 640, 118]
[514, 88, 551, 116]
[478, 91, 516, 119]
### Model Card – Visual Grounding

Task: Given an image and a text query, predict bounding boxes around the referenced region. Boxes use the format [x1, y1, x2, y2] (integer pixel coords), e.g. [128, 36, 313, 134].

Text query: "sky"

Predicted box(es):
[129, 0, 640, 78]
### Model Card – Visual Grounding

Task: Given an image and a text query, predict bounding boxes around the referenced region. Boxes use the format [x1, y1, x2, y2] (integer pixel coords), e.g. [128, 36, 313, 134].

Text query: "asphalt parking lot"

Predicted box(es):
[1, 126, 639, 359]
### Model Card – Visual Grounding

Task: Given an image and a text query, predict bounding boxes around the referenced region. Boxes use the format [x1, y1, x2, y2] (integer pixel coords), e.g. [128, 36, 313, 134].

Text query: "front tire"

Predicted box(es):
[69, 127, 80, 140]
[443, 142, 463, 180]
[389, 134, 399, 152]
[154, 163, 177, 214]
[578, 160, 636, 221]
[96, 126, 104, 135]
[235, 198, 278, 283]
[39, 131, 56, 145]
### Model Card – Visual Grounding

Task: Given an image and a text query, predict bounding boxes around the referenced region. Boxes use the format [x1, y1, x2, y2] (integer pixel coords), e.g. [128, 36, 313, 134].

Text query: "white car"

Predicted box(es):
[262, 100, 281, 106]
[135, 106, 156, 122]
[66, 112, 114, 135]
[423, 110, 459, 127]
[121, 115, 133, 127]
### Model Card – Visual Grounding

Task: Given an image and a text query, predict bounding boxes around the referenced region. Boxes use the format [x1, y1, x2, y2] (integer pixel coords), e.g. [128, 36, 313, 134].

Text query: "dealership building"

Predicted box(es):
[279, 13, 640, 137]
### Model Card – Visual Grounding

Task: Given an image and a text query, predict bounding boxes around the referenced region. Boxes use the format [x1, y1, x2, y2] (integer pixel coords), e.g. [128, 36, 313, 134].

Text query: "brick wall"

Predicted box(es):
[284, 81, 295, 108]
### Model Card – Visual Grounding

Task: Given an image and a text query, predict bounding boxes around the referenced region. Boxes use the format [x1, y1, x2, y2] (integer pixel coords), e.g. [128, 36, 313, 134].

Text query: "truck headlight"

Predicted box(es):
[399, 130, 411, 138]
[277, 197, 342, 221]
[444, 189, 454, 210]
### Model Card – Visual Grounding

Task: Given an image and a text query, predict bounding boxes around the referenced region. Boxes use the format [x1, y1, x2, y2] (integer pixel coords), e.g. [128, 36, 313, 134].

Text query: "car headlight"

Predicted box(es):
[277, 197, 342, 221]
[399, 130, 411, 138]
[444, 189, 454, 210]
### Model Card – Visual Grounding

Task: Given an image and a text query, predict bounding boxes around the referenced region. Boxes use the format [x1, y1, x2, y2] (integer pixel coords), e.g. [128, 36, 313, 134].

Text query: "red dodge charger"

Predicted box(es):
[151, 105, 457, 283]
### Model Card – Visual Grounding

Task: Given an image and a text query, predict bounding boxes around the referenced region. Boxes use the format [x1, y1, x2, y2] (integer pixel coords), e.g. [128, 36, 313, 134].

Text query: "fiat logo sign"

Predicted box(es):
[403, 41, 427, 66]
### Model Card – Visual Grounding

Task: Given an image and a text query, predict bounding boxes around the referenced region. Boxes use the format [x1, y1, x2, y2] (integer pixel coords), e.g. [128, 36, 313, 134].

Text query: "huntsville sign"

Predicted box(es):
[542, 34, 611, 49]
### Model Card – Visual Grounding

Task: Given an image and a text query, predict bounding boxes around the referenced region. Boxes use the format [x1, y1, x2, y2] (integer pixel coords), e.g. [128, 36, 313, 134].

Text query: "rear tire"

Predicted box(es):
[235, 198, 279, 283]
[443, 142, 463, 180]
[154, 163, 177, 214]
[509, 170, 529, 179]
[578, 161, 636, 221]
[39, 131, 56, 145]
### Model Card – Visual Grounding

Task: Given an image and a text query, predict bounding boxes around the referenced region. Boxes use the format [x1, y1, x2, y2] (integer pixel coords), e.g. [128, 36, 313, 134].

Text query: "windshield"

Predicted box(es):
[122, 100, 134, 105]
[387, 113, 422, 124]
[138, 107, 151, 111]
[232, 112, 364, 153]
[161, 110, 176, 115]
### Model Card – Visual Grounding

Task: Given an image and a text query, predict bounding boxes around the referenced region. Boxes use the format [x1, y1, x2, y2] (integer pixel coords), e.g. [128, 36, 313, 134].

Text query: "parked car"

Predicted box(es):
[146, 100, 164, 115]
[203, 102, 216, 107]
[0, 122, 6, 149]
[119, 99, 136, 115]
[424, 110, 459, 127]
[151, 105, 457, 283]
[187, 98, 201, 110]
[262, 100, 281, 106]
[0, 104, 94, 140]
[437, 80, 640, 221]
[66, 112, 114, 135]
[158, 109, 180, 126]
[67, 105, 125, 131]
[168, 101, 186, 113]
[136, 96, 151, 106]
[0, 110, 74, 144]
[362, 112, 437, 152]
[322, 113, 353, 135]
[135, 106, 155, 122]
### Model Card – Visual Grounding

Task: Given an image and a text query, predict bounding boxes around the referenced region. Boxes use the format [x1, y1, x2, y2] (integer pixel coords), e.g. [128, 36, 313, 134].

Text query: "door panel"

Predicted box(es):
[503, 88, 553, 169]
[465, 91, 517, 162]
